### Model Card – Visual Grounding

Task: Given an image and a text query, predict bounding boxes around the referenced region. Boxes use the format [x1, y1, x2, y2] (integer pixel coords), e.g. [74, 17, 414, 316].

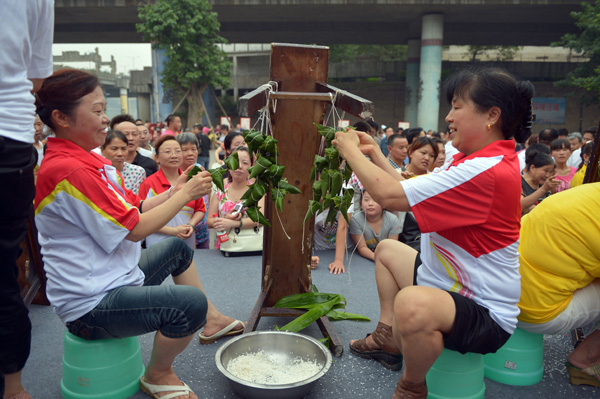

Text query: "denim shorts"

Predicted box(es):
[67, 237, 208, 340]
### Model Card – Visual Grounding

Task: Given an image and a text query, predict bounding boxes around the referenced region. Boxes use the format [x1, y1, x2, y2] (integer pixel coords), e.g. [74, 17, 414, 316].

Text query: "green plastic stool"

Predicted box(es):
[61, 331, 145, 399]
[427, 349, 485, 399]
[483, 328, 544, 386]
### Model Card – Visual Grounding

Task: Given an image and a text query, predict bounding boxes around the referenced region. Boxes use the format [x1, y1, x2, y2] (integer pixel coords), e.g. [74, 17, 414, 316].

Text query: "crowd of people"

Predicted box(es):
[1, 4, 598, 398]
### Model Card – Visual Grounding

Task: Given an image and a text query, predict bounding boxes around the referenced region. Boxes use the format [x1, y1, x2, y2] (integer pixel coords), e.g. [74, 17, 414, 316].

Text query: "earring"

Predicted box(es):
[487, 123, 492, 130]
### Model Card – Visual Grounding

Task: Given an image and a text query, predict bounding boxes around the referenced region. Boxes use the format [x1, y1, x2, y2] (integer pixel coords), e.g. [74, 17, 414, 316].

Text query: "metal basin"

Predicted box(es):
[215, 331, 332, 399]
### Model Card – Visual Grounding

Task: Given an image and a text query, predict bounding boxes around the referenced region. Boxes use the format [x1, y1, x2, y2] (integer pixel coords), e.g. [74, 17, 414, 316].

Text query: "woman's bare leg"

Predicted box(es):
[172, 261, 243, 337]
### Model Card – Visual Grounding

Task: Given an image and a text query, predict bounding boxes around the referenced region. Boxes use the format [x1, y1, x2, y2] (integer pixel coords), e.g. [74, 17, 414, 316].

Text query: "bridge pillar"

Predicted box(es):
[119, 88, 128, 115]
[404, 39, 420, 127]
[417, 13, 443, 132]
[151, 47, 173, 123]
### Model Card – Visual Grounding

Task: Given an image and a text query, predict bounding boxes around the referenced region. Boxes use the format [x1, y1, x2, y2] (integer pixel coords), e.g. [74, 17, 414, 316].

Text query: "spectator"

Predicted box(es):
[207, 146, 264, 249]
[349, 190, 401, 262]
[100, 130, 146, 195]
[214, 132, 245, 168]
[429, 138, 446, 171]
[520, 150, 558, 215]
[162, 114, 182, 136]
[406, 127, 426, 145]
[387, 134, 409, 170]
[539, 128, 559, 148]
[551, 138, 577, 192]
[139, 135, 205, 250]
[110, 113, 135, 131]
[117, 121, 158, 177]
[582, 126, 596, 144]
[0, 2, 53, 398]
[405, 137, 438, 177]
[137, 124, 155, 156]
[570, 141, 595, 188]
[194, 125, 211, 170]
[517, 183, 600, 388]
[557, 128, 569, 139]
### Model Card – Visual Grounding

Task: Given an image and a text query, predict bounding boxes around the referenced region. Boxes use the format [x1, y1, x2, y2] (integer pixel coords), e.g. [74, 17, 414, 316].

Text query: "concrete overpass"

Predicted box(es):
[55, 0, 581, 46]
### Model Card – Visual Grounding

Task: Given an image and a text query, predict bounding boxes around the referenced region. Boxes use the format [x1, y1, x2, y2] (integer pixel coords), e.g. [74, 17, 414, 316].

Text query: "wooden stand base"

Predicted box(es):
[244, 289, 344, 357]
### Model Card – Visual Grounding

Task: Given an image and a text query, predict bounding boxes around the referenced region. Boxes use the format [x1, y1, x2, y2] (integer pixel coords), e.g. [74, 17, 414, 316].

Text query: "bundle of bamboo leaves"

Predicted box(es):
[273, 288, 370, 333]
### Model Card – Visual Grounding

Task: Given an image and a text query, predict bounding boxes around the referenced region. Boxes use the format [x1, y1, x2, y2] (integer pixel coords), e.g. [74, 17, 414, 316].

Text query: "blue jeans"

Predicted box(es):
[67, 238, 207, 340]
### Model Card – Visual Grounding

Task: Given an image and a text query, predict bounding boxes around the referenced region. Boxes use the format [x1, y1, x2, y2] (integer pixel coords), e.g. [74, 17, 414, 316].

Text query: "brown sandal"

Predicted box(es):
[349, 322, 403, 371]
[393, 378, 427, 399]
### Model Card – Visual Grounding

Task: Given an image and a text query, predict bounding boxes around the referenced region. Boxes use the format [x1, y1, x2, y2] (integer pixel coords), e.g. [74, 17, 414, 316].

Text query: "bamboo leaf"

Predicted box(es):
[327, 310, 371, 322]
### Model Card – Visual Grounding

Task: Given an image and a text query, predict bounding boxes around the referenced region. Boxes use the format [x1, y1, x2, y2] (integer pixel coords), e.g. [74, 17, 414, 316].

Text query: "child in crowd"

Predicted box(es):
[551, 138, 577, 192]
[521, 149, 558, 215]
[349, 190, 401, 261]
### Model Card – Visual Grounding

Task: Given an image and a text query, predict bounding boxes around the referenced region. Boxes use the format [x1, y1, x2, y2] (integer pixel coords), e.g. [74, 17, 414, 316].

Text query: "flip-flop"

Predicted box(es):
[198, 319, 245, 345]
[140, 376, 193, 399]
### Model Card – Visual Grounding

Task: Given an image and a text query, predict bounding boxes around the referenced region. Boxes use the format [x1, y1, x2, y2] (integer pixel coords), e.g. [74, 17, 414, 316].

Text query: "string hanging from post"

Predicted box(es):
[249, 81, 292, 241]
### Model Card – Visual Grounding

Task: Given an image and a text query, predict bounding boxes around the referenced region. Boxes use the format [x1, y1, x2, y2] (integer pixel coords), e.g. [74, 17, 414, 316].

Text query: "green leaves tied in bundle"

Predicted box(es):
[274, 290, 370, 333]
[207, 167, 227, 192]
[248, 154, 273, 180]
[303, 123, 355, 226]
[233, 129, 302, 226]
[316, 124, 336, 147]
[246, 206, 270, 227]
[223, 151, 239, 171]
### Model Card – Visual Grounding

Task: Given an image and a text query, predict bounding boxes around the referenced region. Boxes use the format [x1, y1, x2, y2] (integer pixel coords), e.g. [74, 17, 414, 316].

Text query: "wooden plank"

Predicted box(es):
[262, 43, 330, 307]
[237, 81, 278, 117]
[316, 82, 375, 120]
[316, 316, 344, 357]
[269, 92, 333, 101]
[244, 290, 267, 333]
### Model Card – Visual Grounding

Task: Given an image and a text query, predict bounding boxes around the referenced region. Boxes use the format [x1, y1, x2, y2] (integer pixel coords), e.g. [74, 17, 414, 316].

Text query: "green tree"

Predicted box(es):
[464, 45, 522, 62]
[137, 0, 231, 127]
[554, 0, 600, 101]
[329, 44, 407, 63]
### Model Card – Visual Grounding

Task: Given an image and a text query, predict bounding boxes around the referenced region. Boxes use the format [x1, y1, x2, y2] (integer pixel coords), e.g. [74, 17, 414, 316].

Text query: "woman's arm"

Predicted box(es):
[351, 234, 375, 261]
[206, 195, 220, 228]
[334, 130, 410, 212]
[125, 172, 212, 242]
[521, 175, 559, 211]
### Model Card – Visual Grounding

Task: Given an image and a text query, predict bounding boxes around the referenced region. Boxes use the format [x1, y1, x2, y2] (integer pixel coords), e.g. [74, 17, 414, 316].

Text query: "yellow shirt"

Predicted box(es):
[570, 164, 586, 188]
[518, 182, 600, 324]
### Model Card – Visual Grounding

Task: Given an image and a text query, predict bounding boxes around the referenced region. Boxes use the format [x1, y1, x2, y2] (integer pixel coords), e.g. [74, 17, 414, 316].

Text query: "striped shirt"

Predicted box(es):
[400, 140, 522, 333]
[35, 138, 144, 323]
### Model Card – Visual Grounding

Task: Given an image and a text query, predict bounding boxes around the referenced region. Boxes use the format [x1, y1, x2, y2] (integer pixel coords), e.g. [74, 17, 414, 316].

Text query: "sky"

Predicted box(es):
[52, 43, 153, 75]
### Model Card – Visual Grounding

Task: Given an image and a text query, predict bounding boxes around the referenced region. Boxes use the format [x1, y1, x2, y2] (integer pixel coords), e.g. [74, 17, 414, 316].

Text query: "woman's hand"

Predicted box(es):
[332, 128, 361, 159]
[225, 212, 242, 221]
[173, 224, 194, 239]
[181, 170, 212, 201]
[328, 259, 345, 274]
[213, 216, 239, 231]
[310, 256, 320, 270]
[543, 174, 560, 193]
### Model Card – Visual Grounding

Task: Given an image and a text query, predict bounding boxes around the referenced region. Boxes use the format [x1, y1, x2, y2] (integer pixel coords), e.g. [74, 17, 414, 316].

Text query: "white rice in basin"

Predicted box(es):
[226, 350, 322, 385]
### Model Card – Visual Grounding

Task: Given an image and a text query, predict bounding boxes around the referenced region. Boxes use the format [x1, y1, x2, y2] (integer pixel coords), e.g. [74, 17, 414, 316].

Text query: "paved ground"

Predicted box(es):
[23, 249, 600, 398]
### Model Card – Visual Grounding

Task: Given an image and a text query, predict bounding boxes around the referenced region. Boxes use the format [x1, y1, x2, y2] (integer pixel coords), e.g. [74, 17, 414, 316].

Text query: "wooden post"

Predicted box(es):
[238, 43, 373, 356]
